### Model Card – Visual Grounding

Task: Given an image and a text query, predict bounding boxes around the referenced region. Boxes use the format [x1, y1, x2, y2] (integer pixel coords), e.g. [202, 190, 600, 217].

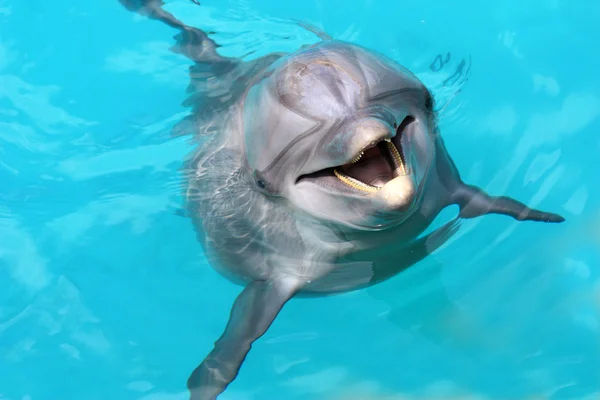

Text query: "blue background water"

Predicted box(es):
[1, 0, 599, 399]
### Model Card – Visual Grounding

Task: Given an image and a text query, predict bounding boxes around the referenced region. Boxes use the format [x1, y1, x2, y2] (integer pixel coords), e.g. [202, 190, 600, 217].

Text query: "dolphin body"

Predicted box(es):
[119, 1, 565, 398]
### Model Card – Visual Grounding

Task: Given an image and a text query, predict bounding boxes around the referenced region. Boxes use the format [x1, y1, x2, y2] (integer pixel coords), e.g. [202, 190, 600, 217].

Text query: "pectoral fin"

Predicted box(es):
[453, 184, 565, 223]
[187, 278, 301, 400]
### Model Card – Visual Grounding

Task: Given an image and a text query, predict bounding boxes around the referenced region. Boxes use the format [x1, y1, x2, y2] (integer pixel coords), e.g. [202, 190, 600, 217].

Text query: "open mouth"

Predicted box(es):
[332, 138, 407, 193]
[297, 117, 412, 194]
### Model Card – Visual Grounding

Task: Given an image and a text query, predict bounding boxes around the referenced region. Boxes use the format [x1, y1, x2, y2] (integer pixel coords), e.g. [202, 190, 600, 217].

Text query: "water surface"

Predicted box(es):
[1, 0, 599, 399]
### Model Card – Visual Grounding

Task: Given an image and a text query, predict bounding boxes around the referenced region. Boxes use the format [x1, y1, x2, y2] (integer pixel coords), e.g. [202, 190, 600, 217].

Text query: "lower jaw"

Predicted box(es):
[333, 168, 403, 194]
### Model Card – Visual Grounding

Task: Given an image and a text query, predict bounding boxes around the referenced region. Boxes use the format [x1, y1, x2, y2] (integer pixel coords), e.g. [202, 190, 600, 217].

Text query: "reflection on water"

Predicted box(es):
[1, 0, 599, 399]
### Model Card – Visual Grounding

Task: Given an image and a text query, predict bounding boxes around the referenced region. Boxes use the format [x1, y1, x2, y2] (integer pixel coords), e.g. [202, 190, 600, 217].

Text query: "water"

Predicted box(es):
[1, 0, 599, 399]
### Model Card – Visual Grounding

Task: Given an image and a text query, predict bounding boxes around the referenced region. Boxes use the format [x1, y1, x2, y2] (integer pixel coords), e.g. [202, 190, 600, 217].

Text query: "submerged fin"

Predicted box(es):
[119, 0, 286, 139]
[118, 0, 235, 64]
[187, 279, 301, 400]
[453, 183, 565, 223]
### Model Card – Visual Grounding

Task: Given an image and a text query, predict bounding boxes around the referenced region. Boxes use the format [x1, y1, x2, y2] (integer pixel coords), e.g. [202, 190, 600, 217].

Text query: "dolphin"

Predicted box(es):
[119, 1, 565, 398]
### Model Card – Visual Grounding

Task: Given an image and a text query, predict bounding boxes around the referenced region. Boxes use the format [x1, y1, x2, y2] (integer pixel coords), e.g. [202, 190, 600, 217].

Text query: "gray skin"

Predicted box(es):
[120, 1, 565, 399]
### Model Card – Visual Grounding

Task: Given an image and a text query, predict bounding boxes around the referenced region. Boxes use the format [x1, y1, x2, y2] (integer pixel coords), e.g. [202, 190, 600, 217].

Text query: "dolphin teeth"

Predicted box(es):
[385, 140, 407, 175]
[333, 169, 379, 193]
[349, 151, 364, 164]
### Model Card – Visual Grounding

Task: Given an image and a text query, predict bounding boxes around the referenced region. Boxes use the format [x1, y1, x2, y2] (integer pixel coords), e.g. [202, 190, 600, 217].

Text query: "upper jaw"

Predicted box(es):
[296, 115, 413, 183]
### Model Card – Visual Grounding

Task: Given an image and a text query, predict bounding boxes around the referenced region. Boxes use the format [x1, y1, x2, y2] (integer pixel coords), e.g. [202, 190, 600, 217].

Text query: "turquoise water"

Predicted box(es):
[1, 0, 599, 399]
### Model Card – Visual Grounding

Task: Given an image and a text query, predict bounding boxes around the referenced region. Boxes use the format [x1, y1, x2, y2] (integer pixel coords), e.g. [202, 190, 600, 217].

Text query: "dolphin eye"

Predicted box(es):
[253, 171, 269, 192]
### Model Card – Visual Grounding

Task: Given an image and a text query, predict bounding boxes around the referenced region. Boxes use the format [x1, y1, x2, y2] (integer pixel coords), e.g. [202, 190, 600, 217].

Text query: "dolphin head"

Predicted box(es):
[241, 41, 437, 231]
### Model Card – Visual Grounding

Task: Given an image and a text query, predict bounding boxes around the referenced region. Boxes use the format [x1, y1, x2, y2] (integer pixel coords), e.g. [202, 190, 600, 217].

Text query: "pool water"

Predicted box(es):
[1, 0, 599, 399]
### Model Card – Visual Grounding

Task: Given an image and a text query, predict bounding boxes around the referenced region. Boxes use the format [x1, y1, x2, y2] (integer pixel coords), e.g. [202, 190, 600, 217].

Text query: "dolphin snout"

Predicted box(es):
[372, 174, 416, 212]
[346, 117, 395, 158]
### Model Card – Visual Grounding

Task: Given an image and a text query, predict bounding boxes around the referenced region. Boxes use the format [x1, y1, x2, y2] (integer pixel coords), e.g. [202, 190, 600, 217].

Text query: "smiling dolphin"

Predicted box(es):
[119, 1, 565, 398]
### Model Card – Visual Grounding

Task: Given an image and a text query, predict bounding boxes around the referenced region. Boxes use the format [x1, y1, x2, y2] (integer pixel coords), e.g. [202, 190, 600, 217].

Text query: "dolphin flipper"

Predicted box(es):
[119, 0, 286, 139]
[187, 279, 301, 400]
[453, 183, 565, 223]
[118, 0, 236, 64]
